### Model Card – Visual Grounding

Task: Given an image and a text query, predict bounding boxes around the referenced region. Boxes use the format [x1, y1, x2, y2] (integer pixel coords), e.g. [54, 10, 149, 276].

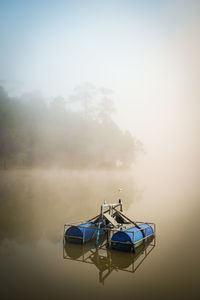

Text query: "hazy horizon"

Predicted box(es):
[0, 1, 199, 299]
[1, 1, 199, 175]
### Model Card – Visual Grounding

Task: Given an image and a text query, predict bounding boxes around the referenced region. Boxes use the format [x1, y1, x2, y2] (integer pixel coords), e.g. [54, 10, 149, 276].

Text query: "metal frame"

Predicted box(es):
[63, 200, 156, 251]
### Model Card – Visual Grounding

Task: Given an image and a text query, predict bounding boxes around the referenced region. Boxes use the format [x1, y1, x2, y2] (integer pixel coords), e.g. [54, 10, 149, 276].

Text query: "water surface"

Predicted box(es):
[0, 170, 199, 300]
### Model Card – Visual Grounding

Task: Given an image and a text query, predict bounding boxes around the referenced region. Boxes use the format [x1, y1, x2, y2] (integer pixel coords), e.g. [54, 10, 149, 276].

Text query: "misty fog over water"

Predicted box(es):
[0, 86, 140, 169]
[0, 84, 199, 299]
[1, 1, 200, 299]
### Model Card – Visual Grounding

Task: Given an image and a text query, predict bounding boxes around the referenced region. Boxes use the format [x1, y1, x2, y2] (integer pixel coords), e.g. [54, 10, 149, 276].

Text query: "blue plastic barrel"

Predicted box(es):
[111, 223, 154, 251]
[65, 222, 103, 243]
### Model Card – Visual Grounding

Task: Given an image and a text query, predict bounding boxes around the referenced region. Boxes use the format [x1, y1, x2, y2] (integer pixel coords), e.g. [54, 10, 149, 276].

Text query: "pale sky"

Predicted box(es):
[0, 0, 199, 187]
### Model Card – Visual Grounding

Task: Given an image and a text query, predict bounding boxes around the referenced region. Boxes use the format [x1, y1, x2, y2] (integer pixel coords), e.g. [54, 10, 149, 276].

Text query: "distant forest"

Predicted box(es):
[0, 85, 141, 169]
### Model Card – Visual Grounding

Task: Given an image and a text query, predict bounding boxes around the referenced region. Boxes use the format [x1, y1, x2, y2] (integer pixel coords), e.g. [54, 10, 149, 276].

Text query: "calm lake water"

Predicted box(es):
[0, 170, 199, 300]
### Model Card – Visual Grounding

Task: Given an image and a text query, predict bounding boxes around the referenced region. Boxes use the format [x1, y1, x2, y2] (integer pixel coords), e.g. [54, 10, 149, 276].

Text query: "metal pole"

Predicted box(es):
[119, 199, 123, 212]
[63, 225, 66, 245]
[83, 227, 85, 244]
[109, 230, 112, 248]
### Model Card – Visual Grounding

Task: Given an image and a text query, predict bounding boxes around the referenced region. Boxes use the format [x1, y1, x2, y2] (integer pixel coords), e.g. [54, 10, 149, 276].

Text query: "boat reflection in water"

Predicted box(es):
[63, 236, 156, 285]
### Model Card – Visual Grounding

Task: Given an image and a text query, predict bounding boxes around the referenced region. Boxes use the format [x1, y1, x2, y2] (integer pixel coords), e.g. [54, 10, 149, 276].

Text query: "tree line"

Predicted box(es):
[0, 85, 141, 169]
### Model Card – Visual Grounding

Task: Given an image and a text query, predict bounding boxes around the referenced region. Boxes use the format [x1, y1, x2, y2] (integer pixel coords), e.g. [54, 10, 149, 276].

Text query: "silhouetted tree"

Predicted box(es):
[0, 86, 141, 169]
